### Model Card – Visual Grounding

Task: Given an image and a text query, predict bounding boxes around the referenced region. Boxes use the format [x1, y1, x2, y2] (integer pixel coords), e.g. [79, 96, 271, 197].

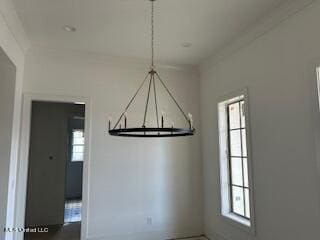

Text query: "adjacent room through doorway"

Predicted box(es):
[24, 101, 85, 240]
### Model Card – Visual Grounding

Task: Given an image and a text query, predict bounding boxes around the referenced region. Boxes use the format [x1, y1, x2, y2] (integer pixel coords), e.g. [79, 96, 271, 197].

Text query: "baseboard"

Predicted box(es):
[87, 231, 206, 240]
[166, 235, 209, 240]
[203, 231, 228, 240]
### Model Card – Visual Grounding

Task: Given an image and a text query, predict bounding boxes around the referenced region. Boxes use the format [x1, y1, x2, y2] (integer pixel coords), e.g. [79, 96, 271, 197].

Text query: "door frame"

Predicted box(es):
[308, 58, 320, 232]
[14, 93, 92, 240]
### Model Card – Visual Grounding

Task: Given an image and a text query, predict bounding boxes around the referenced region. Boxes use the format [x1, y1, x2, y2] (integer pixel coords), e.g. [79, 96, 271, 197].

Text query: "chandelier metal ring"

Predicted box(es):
[109, 127, 194, 138]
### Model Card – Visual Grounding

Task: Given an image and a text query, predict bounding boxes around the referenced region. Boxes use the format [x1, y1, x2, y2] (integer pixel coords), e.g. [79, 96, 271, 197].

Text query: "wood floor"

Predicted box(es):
[24, 225, 206, 240]
[24, 222, 80, 240]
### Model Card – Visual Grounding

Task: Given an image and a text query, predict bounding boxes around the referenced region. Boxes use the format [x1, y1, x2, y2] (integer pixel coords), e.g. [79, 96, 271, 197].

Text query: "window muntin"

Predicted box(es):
[71, 129, 85, 162]
[227, 100, 250, 219]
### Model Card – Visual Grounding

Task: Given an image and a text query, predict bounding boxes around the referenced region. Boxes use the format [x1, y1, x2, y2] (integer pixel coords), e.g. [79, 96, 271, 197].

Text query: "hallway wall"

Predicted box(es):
[0, 1, 27, 239]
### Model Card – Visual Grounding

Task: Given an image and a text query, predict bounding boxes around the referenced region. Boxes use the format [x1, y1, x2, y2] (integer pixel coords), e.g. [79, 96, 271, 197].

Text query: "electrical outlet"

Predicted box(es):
[147, 217, 152, 225]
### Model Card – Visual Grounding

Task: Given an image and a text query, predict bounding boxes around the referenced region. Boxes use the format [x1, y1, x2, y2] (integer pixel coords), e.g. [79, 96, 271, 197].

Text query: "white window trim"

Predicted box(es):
[217, 88, 256, 235]
[313, 66, 320, 221]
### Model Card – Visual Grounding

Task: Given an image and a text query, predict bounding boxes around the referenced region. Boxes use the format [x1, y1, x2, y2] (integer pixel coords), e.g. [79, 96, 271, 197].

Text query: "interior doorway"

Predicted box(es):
[24, 101, 85, 240]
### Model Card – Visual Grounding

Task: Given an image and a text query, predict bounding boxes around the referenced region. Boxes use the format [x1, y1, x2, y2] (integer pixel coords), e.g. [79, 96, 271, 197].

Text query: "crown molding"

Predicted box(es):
[0, 0, 30, 54]
[27, 46, 198, 73]
[200, 0, 316, 72]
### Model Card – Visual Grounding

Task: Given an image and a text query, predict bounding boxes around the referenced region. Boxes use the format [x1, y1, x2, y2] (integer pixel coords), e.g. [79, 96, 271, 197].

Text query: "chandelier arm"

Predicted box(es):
[152, 74, 160, 128]
[113, 72, 150, 129]
[155, 72, 190, 124]
[142, 73, 153, 127]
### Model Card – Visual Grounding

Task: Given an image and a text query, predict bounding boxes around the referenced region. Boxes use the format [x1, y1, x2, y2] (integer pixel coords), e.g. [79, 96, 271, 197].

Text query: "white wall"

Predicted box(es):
[200, 1, 320, 240]
[22, 48, 203, 240]
[0, 48, 16, 240]
[0, 1, 27, 239]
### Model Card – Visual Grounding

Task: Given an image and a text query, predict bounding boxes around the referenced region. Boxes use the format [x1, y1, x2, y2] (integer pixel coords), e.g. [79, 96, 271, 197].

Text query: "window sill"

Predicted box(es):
[225, 213, 250, 226]
[221, 212, 255, 236]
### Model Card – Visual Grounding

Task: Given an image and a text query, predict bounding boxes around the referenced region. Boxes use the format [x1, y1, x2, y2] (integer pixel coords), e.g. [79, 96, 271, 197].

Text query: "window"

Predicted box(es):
[71, 129, 85, 162]
[218, 91, 255, 232]
[227, 100, 250, 219]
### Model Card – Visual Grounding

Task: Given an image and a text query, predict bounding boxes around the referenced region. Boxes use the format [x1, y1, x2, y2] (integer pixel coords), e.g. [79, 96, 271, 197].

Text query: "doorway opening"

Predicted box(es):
[24, 101, 85, 240]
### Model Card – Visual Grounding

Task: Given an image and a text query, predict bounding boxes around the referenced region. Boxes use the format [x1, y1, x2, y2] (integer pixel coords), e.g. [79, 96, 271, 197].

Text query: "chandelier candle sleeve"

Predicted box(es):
[188, 113, 193, 129]
[161, 110, 165, 128]
[108, 117, 112, 131]
[124, 112, 127, 128]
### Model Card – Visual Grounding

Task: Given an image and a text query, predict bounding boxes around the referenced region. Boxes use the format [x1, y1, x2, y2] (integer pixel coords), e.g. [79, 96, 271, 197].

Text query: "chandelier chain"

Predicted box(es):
[151, 0, 154, 68]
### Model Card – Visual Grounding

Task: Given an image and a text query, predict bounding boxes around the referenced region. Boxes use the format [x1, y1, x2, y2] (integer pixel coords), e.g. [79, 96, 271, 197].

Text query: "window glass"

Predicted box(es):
[245, 189, 251, 218]
[241, 129, 247, 157]
[230, 130, 241, 156]
[231, 158, 243, 186]
[71, 129, 85, 162]
[240, 101, 246, 128]
[243, 158, 249, 188]
[228, 103, 240, 129]
[232, 186, 245, 216]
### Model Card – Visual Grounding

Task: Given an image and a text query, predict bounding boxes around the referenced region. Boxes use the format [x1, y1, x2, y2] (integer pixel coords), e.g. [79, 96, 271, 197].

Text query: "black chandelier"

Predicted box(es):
[108, 0, 195, 138]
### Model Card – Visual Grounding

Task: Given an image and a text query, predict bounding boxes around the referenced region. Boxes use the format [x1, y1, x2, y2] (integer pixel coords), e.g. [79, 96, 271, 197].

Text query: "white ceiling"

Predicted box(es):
[13, 0, 289, 66]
